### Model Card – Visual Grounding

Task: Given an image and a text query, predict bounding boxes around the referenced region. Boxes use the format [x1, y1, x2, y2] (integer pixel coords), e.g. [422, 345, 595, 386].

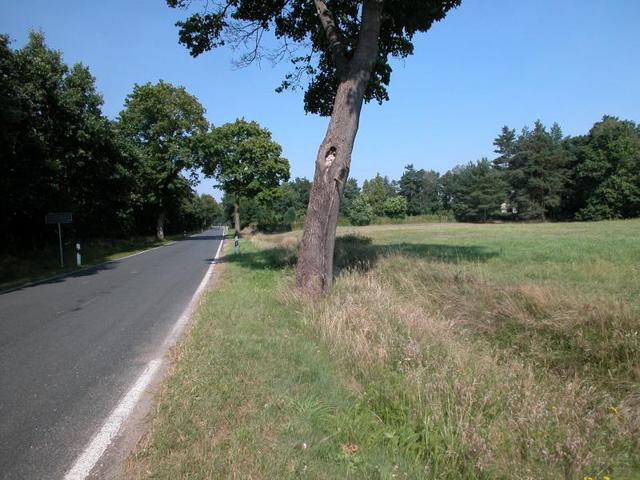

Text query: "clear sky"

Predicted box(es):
[2, 0, 639, 199]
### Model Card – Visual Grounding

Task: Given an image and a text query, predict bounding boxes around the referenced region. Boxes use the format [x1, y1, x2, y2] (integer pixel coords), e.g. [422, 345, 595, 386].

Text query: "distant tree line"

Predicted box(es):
[229, 117, 639, 230]
[1, 32, 229, 251]
[4, 32, 638, 249]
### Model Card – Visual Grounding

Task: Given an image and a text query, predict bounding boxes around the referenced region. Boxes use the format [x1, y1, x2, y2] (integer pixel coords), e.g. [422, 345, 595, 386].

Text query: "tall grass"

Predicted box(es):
[277, 223, 640, 478]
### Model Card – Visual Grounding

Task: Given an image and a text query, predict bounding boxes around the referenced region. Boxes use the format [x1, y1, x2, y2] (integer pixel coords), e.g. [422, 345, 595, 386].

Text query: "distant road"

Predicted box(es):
[0, 229, 223, 479]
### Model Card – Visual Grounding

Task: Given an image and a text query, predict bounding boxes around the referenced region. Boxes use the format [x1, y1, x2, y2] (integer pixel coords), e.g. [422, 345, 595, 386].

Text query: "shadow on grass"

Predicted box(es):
[219, 234, 499, 274]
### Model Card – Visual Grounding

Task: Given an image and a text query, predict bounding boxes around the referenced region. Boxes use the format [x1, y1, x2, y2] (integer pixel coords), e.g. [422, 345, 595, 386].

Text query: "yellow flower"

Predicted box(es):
[608, 405, 618, 415]
[583, 477, 593, 480]
[603, 476, 610, 480]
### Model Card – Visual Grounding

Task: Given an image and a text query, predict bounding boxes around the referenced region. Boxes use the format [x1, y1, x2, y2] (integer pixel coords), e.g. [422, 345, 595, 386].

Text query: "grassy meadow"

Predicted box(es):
[127, 220, 640, 479]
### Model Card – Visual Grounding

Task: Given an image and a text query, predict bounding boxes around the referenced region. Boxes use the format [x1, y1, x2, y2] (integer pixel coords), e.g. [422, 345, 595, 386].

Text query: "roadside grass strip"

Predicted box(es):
[127, 241, 411, 478]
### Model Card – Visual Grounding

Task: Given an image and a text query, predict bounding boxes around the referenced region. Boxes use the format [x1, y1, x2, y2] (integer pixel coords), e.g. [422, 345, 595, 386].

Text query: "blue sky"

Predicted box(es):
[2, 0, 639, 199]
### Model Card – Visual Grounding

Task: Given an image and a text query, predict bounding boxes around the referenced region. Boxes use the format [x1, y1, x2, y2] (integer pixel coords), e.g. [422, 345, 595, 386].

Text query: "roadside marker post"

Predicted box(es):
[76, 243, 82, 267]
[234, 230, 240, 254]
[45, 212, 73, 268]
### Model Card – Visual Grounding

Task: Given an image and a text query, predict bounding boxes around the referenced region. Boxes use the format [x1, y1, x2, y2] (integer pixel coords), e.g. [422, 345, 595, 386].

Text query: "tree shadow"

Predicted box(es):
[218, 234, 499, 275]
[0, 261, 117, 295]
[218, 247, 297, 271]
[183, 234, 225, 241]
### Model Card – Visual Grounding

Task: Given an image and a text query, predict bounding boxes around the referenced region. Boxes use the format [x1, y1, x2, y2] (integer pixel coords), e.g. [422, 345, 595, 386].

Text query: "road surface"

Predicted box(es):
[0, 229, 223, 479]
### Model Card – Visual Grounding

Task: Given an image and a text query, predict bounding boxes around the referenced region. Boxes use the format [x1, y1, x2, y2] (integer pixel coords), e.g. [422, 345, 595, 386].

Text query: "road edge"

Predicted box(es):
[0, 241, 177, 295]
[63, 233, 225, 480]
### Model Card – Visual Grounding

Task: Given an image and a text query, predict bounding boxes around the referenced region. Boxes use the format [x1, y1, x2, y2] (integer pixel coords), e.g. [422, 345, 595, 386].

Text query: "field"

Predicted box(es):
[127, 220, 640, 479]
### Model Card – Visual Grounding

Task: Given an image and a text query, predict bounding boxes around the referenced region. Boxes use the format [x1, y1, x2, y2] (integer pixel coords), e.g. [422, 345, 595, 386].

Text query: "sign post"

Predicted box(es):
[45, 212, 73, 268]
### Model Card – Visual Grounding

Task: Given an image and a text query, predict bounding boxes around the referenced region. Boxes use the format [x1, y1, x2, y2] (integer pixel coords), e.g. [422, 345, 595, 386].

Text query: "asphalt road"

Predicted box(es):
[0, 229, 223, 479]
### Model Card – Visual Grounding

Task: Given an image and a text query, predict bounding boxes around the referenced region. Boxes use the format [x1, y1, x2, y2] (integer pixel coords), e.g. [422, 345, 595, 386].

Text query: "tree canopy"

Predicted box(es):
[442, 158, 508, 222]
[168, 0, 461, 116]
[1, 32, 135, 246]
[1, 33, 218, 252]
[568, 116, 640, 220]
[493, 121, 570, 220]
[116, 80, 210, 239]
[201, 119, 290, 231]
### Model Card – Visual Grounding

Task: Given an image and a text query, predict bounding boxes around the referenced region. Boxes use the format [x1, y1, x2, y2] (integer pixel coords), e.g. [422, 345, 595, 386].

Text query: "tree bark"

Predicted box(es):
[156, 211, 166, 241]
[296, 0, 383, 295]
[233, 198, 241, 233]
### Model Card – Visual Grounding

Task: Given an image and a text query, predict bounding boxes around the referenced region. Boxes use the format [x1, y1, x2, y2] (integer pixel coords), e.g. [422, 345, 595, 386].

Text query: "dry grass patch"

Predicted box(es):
[280, 236, 640, 478]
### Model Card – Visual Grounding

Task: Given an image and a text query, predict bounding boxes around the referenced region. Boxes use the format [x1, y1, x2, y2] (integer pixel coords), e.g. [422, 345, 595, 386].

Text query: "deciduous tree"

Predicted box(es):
[383, 195, 407, 218]
[201, 119, 290, 232]
[347, 195, 374, 226]
[362, 173, 396, 216]
[572, 116, 640, 220]
[339, 178, 360, 216]
[116, 81, 209, 240]
[167, 0, 461, 293]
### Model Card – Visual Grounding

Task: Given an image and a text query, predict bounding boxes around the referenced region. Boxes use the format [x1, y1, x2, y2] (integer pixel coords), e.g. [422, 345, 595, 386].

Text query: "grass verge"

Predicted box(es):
[126, 241, 418, 478]
[127, 221, 640, 479]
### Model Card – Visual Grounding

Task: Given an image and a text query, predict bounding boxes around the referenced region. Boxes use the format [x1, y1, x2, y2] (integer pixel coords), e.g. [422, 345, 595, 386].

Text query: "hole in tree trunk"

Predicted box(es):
[324, 147, 337, 168]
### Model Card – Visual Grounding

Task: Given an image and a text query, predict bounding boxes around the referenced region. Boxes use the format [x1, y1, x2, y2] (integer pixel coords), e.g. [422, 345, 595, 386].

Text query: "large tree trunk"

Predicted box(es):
[233, 198, 240, 233]
[296, 0, 383, 295]
[156, 211, 166, 241]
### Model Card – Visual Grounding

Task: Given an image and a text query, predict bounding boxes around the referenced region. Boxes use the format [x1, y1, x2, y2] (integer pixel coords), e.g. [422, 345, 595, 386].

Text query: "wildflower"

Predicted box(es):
[608, 405, 618, 415]
[602, 476, 610, 480]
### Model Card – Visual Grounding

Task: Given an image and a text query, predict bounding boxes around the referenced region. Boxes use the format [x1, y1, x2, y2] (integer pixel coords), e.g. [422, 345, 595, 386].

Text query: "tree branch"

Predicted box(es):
[352, 0, 383, 71]
[313, 0, 348, 78]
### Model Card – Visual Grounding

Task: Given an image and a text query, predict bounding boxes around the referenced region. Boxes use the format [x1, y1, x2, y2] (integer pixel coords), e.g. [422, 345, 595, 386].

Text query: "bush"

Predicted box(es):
[382, 195, 407, 218]
[347, 196, 374, 226]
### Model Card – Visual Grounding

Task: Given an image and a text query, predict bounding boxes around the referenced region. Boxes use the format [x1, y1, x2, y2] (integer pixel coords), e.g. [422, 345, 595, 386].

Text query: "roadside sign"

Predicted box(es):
[45, 212, 73, 224]
[45, 212, 73, 267]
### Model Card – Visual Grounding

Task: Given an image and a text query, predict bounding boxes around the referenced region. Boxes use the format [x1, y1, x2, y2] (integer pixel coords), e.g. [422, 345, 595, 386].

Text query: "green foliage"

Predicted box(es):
[202, 119, 289, 216]
[398, 164, 441, 215]
[347, 196, 375, 226]
[116, 80, 209, 224]
[167, 0, 461, 116]
[493, 120, 571, 220]
[571, 116, 640, 220]
[285, 177, 313, 217]
[339, 178, 360, 215]
[220, 177, 308, 232]
[362, 174, 396, 216]
[183, 194, 223, 230]
[1, 32, 221, 252]
[0, 32, 137, 246]
[443, 158, 508, 222]
[382, 195, 407, 218]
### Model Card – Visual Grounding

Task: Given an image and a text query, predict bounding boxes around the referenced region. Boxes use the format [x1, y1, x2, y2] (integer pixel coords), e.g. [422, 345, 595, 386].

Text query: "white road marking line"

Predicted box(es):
[110, 241, 176, 262]
[63, 359, 162, 480]
[162, 236, 224, 349]
[63, 233, 224, 480]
